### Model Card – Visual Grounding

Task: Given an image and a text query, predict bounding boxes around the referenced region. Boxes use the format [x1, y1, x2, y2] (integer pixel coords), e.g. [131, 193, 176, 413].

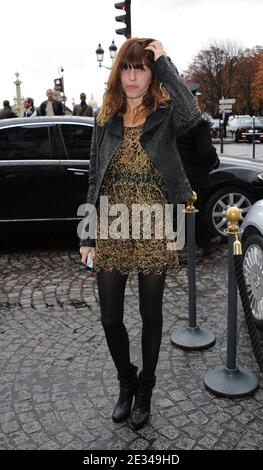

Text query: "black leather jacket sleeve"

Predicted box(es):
[153, 55, 202, 137]
[79, 122, 97, 247]
[87, 123, 97, 205]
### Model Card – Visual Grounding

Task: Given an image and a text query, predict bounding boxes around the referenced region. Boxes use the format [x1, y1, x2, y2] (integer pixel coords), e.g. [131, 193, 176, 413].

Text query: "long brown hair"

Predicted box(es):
[97, 38, 171, 126]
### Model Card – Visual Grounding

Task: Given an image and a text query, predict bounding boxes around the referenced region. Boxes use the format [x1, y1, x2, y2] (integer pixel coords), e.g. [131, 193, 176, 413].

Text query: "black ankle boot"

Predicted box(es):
[112, 364, 138, 423]
[131, 372, 156, 431]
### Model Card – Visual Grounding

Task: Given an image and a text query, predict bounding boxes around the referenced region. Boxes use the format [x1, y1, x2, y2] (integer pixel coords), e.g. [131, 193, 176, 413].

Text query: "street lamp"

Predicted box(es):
[109, 40, 117, 59]
[96, 41, 117, 70]
[57, 66, 66, 112]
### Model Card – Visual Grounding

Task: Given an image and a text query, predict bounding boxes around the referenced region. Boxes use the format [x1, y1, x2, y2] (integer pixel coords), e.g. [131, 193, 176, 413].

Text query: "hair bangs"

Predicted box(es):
[120, 41, 154, 71]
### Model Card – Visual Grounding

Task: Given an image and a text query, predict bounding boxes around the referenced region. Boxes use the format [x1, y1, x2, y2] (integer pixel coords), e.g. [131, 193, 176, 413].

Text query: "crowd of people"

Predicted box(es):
[0, 90, 94, 119]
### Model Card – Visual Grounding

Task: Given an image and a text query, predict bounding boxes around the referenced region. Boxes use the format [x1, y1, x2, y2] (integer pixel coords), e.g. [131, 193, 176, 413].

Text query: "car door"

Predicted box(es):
[0, 121, 63, 222]
[55, 122, 92, 219]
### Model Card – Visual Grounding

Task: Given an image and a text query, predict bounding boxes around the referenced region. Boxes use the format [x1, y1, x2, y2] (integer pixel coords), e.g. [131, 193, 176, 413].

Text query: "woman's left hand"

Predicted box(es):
[145, 41, 166, 61]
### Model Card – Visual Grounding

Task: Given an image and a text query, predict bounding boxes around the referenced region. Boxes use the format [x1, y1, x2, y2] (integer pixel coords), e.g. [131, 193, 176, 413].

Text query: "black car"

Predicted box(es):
[228, 117, 263, 143]
[0, 116, 93, 235]
[1, 116, 263, 241]
[204, 157, 263, 237]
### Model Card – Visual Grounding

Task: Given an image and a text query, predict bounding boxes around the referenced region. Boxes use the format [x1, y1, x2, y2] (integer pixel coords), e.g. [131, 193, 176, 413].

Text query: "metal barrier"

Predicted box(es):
[204, 207, 258, 397]
[220, 119, 224, 154]
[252, 115, 256, 159]
[171, 192, 216, 350]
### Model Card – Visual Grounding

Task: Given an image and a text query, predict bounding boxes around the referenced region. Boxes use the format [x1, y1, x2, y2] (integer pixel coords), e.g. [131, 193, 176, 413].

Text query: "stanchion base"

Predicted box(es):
[170, 326, 216, 350]
[204, 365, 258, 397]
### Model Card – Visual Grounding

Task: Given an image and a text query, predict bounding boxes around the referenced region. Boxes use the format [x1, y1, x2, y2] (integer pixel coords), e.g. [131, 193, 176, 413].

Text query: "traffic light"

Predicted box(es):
[54, 77, 64, 93]
[115, 0, 131, 39]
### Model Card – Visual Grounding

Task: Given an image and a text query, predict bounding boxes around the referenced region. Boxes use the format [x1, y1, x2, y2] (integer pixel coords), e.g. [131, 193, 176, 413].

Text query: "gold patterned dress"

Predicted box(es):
[93, 125, 179, 275]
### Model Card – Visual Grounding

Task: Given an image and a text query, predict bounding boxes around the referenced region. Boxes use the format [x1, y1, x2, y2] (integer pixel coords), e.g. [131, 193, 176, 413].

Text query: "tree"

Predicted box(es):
[233, 47, 262, 115]
[185, 41, 242, 116]
[252, 49, 263, 115]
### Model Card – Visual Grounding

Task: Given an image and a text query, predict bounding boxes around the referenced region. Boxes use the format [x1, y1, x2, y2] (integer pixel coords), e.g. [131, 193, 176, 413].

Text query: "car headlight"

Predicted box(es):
[257, 172, 263, 181]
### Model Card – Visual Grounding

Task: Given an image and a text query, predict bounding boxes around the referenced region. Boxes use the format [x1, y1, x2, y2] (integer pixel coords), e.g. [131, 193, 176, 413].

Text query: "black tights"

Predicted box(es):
[96, 269, 166, 378]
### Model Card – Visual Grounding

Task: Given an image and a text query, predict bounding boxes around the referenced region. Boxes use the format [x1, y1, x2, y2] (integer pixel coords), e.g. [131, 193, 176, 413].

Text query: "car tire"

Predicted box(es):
[204, 186, 254, 238]
[243, 234, 263, 330]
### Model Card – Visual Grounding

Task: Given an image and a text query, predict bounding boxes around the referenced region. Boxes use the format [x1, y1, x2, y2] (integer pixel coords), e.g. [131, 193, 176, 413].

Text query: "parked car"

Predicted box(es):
[241, 199, 263, 329]
[228, 116, 263, 143]
[204, 157, 263, 238]
[226, 115, 250, 136]
[211, 118, 220, 138]
[0, 116, 93, 235]
[1, 117, 263, 243]
[228, 115, 251, 123]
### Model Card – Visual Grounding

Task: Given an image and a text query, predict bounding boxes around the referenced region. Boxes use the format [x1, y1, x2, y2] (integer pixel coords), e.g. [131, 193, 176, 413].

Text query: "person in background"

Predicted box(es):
[0, 100, 17, 119]
[218, 106, 228, 138]
[22, 98, 37, 117]
[177, 93, 221, 260]
[72, 93, 93, 117]
[79, 38, 201, 430]
[39, 89, 64, 116]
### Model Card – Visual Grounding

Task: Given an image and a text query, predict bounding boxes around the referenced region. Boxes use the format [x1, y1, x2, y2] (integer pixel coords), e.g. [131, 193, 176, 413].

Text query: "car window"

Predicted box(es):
[59, 124, 92, 160]
[228, 119, 237, 127]
[0, 125, 52, 160]
[237, 118, 263, 126]
[230, 118, 248, 126]
[238, 118, 249, 125]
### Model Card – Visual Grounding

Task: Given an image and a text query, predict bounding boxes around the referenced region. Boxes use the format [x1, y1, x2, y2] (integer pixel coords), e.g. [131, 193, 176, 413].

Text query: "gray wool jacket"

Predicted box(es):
[80, 55, 202, 247]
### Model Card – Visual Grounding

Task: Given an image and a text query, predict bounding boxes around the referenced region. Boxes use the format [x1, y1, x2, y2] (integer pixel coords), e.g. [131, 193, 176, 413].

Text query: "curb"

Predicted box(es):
[212, 139, 235, 144]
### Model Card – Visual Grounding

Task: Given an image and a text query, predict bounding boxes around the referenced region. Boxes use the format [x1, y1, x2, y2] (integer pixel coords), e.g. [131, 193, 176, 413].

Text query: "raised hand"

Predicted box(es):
[145, 41, 166, 61]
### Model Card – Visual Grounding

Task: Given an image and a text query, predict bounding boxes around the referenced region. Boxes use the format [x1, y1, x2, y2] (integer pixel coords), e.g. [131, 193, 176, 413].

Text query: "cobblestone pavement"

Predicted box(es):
[0, 242, 263, 450]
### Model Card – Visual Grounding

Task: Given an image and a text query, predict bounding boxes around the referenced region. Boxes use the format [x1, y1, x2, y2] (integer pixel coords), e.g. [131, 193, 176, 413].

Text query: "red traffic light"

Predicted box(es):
[114, 0, 131, 38]
[54, 78, 63, 92]
[115, 1, 126, 11]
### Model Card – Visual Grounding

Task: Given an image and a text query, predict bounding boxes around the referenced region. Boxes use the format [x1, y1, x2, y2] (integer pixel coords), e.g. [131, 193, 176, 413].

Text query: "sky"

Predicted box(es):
[1, 0, 262, 109]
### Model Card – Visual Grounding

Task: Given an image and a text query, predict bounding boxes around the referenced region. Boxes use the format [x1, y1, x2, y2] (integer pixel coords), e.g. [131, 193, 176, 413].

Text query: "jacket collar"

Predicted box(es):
[106, 114, 123, 138]
[106, 105, 169, 137]
[142, 106, 168, 135]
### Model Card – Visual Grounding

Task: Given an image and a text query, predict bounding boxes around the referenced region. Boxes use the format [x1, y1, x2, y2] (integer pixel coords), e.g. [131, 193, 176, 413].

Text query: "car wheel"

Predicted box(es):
[205, 186, 254, 238]
[243, 234, 263, 330]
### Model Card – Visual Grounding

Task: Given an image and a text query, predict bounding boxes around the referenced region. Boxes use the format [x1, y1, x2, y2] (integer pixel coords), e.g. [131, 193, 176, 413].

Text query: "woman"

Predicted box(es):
[80, 38, 201, 430]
